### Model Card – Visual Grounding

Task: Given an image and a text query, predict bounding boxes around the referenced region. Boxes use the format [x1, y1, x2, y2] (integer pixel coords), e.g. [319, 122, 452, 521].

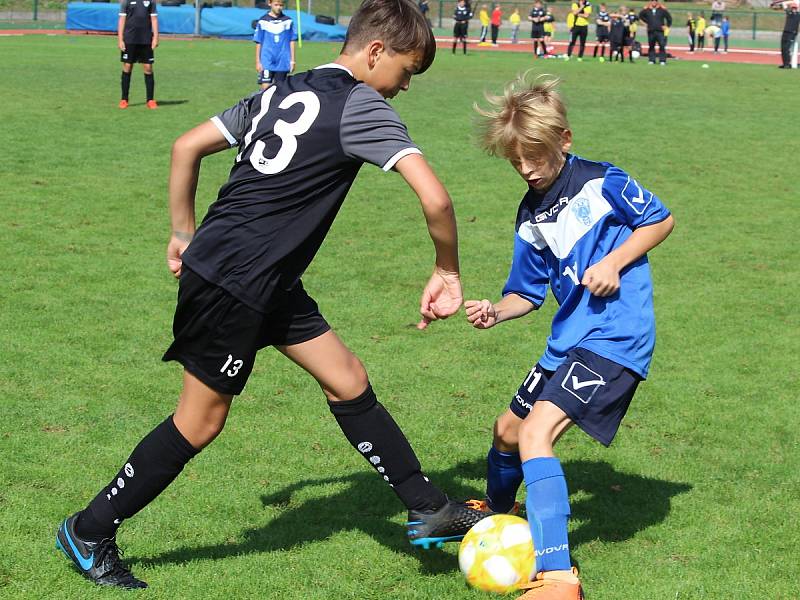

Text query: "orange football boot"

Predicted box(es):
[146, 100, 158, 109]
[465, 498, 520, 515]
[118, 99, 129, 109]
[516, 568, 584, 600]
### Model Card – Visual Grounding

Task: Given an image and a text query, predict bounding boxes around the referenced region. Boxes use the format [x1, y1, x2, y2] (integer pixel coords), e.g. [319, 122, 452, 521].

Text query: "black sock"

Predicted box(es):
[121, 71, 131, 101]
[75, 415, 198, 541]
[328, 385, 447, 512]
[462, 40, 467, 54]
[452, 41, 457, 53]
[144, 73, 154, 101]
[593, 45, 598, 56]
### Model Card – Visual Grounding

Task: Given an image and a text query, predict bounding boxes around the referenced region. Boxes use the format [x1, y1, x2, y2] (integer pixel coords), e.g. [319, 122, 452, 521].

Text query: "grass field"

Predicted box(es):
[1, 35, 798, 599]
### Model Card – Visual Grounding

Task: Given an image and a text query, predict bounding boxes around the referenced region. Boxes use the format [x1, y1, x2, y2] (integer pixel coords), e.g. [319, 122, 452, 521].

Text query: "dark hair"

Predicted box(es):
[343, 0, 436, 74]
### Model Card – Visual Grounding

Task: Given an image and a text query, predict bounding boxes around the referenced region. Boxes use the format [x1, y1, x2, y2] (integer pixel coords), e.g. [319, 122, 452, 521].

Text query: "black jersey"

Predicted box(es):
[118, 0, 157, 45]
[183, 65, 421, 312]
[609, 15, 626, 41]
[596, 9, 609, 32]
[454, 4, 472, 21]
[529, 7, 546, 22]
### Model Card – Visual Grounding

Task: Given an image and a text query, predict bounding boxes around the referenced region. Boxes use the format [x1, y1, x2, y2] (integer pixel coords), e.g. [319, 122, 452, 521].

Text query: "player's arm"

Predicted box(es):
[117, 14, 126, 50]
[289, 40, 296, 72]
[465, 293, 536, 330]
[393, 153, 462, 330]
[581, 214, 674, 297]
[150, 12, 159, 49]
[255, 42, 262, 71]
[167, 121, 231, 277]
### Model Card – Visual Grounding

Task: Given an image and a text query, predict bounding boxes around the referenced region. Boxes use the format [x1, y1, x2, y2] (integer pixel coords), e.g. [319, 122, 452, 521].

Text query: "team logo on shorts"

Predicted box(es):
[561, 361, 606, 404]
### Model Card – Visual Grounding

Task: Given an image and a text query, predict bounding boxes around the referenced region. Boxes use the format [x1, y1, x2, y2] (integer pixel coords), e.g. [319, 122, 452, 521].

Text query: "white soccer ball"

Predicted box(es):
[458, 514, 536, 594]
[631, 50, 641, 59]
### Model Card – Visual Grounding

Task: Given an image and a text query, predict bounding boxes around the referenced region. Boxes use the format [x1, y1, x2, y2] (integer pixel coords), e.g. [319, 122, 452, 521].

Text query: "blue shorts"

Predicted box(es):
[509, 347, 640, 446]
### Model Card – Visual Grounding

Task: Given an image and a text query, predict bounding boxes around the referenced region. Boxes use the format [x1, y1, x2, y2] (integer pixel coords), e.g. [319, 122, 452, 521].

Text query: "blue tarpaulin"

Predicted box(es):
[66, 2, 346, 40]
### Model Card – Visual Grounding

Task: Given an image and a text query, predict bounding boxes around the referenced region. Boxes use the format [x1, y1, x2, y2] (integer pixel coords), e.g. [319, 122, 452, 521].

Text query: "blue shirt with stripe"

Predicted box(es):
[503, 154, 671, 378]
[253, 13, 297, 72]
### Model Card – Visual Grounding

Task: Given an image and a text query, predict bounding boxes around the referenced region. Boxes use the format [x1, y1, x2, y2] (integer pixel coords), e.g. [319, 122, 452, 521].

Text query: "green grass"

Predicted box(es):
[1, 35, 798, 599]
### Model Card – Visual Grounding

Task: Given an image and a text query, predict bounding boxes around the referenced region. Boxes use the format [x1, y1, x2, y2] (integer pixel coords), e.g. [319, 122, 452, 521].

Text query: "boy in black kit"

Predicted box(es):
[593, 2, 610, 59]
[118, 0, 159, 109]
[453, 0, 473, 54]
[55, 0, 489, 589]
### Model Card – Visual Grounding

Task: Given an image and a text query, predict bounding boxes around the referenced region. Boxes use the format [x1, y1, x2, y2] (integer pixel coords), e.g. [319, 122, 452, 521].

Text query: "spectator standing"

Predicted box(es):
[253, 0, 297, 90]
[510, 8, 522, 42]
[710, 0, 724, 25]
[639, 0, 671, 65]
[696, 11, 706, 50]
[686, 12, 696, 52]
[117, 0, 158, 110]
[721, 15, 730, 51]
[491, 4, 503, 45]
[772, 0, 799, 68]
[567, 0, 592, 60]
[479, 4, 490, 43]
[453, 0, 473, 54]
[705, 20, 721, 52]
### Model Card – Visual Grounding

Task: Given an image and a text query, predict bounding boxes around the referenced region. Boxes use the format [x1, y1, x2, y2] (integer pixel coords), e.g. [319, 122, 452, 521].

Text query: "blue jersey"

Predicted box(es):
[503, 154, 671, 378]
[253, 13, 297, 72]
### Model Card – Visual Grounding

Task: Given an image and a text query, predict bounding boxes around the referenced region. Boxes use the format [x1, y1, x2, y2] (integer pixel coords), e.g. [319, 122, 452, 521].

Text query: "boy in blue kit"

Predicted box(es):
[254, 0, 297, 89]
[466, 75, 674, 599]
[55, 0, 490, 589]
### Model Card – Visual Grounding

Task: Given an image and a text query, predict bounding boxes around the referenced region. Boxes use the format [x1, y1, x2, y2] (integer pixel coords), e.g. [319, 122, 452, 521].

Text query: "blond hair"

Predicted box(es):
[475, 73, 569, 161]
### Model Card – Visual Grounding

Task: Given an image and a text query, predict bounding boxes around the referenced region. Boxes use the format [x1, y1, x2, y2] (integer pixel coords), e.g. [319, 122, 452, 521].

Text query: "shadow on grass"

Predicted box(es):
[133, 457, 690, 574]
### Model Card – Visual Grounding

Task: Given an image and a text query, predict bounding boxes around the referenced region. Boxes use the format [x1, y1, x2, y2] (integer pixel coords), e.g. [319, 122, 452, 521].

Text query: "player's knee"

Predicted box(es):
[493, 412, 521, 450]
[322, 355, 369, 402]
[517, 416, 556, 455]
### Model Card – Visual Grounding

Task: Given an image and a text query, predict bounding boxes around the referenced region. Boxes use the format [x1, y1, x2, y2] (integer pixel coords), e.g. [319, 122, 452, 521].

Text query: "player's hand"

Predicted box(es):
[417, 268, 463, 330]
[166, 233, 192, 279]
[256, 62, 263, 72]
[581, 258, 620, 297]
[151, 37, 159, 49]
[290, 60, 296, 72]
[119, 40, 126, 51]
[465, 299, 497, 329]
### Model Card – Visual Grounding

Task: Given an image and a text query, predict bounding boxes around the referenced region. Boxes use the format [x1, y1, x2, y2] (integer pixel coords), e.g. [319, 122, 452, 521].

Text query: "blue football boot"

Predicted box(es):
[56, 513, 147, 589]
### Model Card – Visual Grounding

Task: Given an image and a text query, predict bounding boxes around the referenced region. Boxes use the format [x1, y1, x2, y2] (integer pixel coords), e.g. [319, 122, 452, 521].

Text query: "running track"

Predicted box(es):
[0, 28, 784, 65]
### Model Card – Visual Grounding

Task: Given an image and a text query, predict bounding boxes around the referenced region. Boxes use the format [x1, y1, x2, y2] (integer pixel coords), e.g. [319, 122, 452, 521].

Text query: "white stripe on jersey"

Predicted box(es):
[382, 147, 422, 172]
[518, 177, 612, 259]
[211, 116, 238, 147]
[258, 18, 293, 35]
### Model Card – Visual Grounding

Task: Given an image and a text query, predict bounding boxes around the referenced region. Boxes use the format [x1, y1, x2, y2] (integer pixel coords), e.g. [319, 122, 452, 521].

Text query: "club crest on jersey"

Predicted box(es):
[561, 361, 606, 404]
[571, 197, 592, 226]
[621, 176, 652, 215]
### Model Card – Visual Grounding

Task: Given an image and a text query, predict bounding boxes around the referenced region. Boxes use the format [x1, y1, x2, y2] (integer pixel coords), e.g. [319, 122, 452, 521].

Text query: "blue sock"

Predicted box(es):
[486, 446, 523, 513]
[522, 457, 571, 573]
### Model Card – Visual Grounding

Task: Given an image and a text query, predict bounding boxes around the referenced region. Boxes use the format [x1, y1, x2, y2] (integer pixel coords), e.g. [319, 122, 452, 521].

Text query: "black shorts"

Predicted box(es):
[121, 44, 154, 64]
[454, 21, 468, 37]
[258, 69, 288, 85]
[509, 347, 641, 447]
[162, 268, 330, 395]
[531, 24, 545, 38]
[597, 32, 610, 42]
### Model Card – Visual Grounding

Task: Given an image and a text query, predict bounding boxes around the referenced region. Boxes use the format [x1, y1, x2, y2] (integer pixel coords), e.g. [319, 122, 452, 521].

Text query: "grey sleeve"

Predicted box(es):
[340, 84, 422, 171]
[210, 96, 252, 147]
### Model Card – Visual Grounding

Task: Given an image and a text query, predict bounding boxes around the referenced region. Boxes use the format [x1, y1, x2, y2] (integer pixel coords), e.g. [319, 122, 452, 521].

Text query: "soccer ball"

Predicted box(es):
[631, 50, 641, 59]
[458, 514, 535, 594]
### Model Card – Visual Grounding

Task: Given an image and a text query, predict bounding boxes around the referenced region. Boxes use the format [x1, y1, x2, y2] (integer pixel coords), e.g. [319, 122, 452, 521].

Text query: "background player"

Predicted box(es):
[117, 0, 158, 109]
[529, 0, 547, 57]
[55, 0, 489, 589]
[468, 73, 674, 599]
[253, 0, 297, 89]
[543, 8, 556, 55]
[593, 2, 610, 60]
[609, 6, 628, 60]
[453, 0, 473, 54]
